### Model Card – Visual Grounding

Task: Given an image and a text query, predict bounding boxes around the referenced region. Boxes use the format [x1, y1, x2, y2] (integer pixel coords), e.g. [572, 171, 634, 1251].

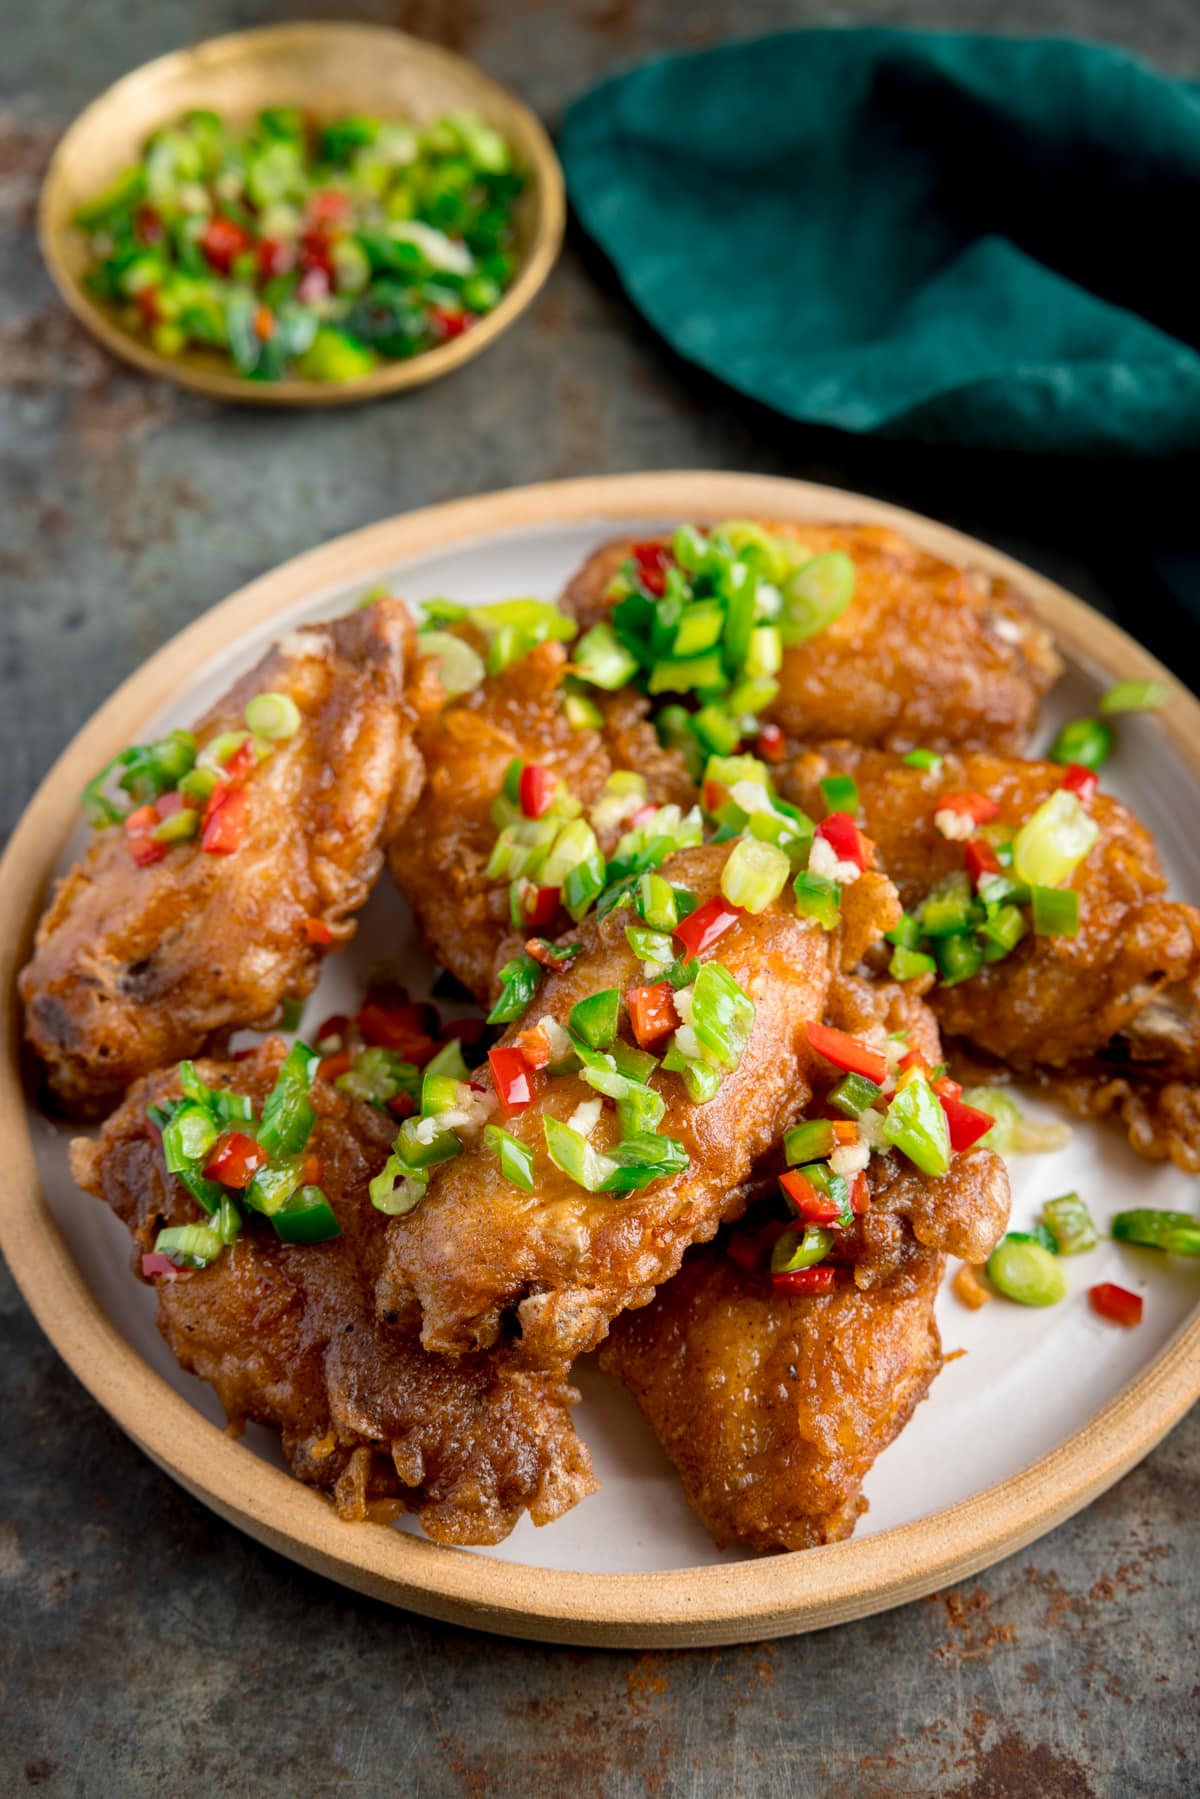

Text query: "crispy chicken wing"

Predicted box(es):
[22, 600, 423, 1114]
[563, 523, 1060, 753]
[600, 1231, 944, 1554]
[70, 1043, 596, 1545]
[782, 744, 1200, 1168]
[377, 842, 900, 1369]
[390, 641, 695, 1005]
[599, 1132, 1008, 1555]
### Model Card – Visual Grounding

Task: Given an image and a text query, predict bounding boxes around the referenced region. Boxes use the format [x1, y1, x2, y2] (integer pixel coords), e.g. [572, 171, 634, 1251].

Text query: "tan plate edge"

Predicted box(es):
[3, 471, 1198, 1647]
[37, 22, 565, 407]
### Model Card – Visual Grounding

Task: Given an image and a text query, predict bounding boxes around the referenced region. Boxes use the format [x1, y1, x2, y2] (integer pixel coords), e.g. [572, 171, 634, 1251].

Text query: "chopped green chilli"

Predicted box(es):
[1111, 1209, 1200, 1256]
[488, 955, 542, 1024]
[1042, 1193, 1099, 1255]
[986, 1233, 1068, 1306]
[1048, 717, 1112, 770]
[483, 1124, 536, 1192]
[1098, 680, 1170, 715]
[72, 106, 527, 383]
[568, 988, 621, 1051]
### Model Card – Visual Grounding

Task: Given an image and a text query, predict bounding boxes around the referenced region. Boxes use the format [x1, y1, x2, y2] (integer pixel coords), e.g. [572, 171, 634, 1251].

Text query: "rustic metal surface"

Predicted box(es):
[2, 3, 1197, 1794]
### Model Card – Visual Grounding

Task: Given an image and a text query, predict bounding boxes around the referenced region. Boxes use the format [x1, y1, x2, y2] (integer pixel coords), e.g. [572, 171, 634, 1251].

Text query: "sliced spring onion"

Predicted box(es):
[564, 690, 604, 731]
[625, 924, 674, 968]
[660, 1038, 722, 1103]
[935, 932, 983, 986]
[779, 551, 855, 645]
[1111, 1208, 1200, 1256]
[1042, 1193, 1099, 1255]
[161, 1102, 220, 1173]
[563, 850, 607, 921]
[986, 1233, 1068, 1306]
[154, 1222, 224, 1268]
[903, 748, 943, 773]
[889, 944, 937, 982]
[418, 630, 486, 698]
[792, 869, 841, 930]
[543, 1112, 615, 1190]
[1031, 886, 1080, 937]
[394, 1114, 461, 1170]
[880, 1073, 951, 1177]
[829, 1072, 883, 1118]
[1012, 790, 1099, 889]
[244, 691, 302, 741]
[689, 961, 755, 1072]
[1099, 679, 1170, 715]
[636, 872, 679, 932]
[1048, 717, 1112, 770]
[483, 1123, 536, 1191]
[151, 807, 200, 845]
[256, 1042, 321, 1159]
[597, 1132, 689, 1192]
[720, 837, 790, 914]
[960, 1088, 1071, 1155]
[335, 1046, 421, 1108]
[488, 955, 542, 1024]
[573, 621, 639, 690]
[783, 1119, 838, 1164]
[369, 1156, 429, 1216]
[918, 871, 975, 936]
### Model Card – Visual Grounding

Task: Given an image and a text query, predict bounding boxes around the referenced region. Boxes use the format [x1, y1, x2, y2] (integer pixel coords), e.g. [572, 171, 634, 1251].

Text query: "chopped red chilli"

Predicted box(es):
[773, 1265, 837, 1295]
[1089, 1282, 1143, 1327]
[674, 894, 741, 959]
[518, 762, 557, 820]
[805, 1021, 890, 1086]
[489, 1045, 540, 1117]
[815, 812, 869, 870]
[780, 1169, 843, 1224]
[1061, 763, 1099, 803]
[964, 839, 1001, 885]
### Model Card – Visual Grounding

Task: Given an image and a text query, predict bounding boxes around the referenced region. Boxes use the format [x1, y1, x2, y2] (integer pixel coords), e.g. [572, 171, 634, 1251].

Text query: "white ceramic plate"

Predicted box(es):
[6, 475, 1198, 1642]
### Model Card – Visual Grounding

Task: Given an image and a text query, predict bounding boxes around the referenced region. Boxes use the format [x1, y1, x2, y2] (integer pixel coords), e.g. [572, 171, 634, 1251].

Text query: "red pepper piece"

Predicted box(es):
[124, 804, 165, 867]
[815, 811, 870, 870]
[773, 1265, 836, 1295]
[304, 916, 333, 945]
[518, 763, 557, 820]
[254, 305, 276, 342]
[307, 189, 351, 225]
[318, 1049, 353, 1082]
[964, 838, 1002, 885]
[625, 982, 679, 1052]
[203, 1130, 267, 1188]
[850, 1171, 870, 1215]
[387, 1091, 417, 1120]
[135, 287, 162, 328]
[356, 998, 438, 1063]
[141, 1252, 181, 1280]
[488, 1045, 540, 1117]
[631, 541, 671, 597]
[1089, 1282, 1143, 1328]
[135, 205, 165, 245]
[899, 1048, 931, 1077]
[316, 1013, 350, 1044]
[757, 722, 786, 764]
[938, 1091, 995, 1154]
[440, 1016, 487, 1049]
[932, 1075, 963, 1101]
[221, 737, 257, 783]
[1061, 763, 1099, 803]
[628, 802, 658, 830]
[200, 215, 252, 273]
[201, 784, 249, 855]
[302, 1154, 323, 1185]
[298, 231, 335, 279]
[805, 1021, 889, 1085]
[780, 1168, 843, 1225]
[430, 306, 470, 340]
[515, 1023, 553, 1069]
[257, 236, 294, 278]
[674, 894, 742, 960]
[526, 938, 577, 972]
[701, 779, 728, 816]
[938, 790, 1000, 824]
[518, 885, 560, 930]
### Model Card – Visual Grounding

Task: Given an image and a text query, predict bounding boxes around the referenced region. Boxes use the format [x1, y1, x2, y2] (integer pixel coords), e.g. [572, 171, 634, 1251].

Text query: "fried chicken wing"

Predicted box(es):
[563, 523, 1060, 753]
[22, 600, 423, 1115]
[390, 640, 695, 1005]
[599, 1129, 1008, 1555]
[70, 1044, 596, 1545]
[782, 744, 1200, 1167]
[599, 1231, 945, 1554]
[377, 842, 900, 1369]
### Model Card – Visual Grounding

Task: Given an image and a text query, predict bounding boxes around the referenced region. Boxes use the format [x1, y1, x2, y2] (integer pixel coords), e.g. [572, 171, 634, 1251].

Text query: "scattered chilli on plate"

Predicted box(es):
[18, 513, 1200, 1559]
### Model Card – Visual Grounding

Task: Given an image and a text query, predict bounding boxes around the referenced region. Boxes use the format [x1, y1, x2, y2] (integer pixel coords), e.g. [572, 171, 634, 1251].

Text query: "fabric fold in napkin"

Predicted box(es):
[561, 30, 1200, 456]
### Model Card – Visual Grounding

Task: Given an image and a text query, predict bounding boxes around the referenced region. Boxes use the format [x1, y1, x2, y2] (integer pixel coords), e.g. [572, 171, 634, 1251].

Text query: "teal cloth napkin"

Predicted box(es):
[561, 31, 1200, 457]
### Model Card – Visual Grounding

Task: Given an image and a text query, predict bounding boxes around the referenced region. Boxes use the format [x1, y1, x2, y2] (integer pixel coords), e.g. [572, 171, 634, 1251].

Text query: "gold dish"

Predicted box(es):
[38, 22, 565, 406]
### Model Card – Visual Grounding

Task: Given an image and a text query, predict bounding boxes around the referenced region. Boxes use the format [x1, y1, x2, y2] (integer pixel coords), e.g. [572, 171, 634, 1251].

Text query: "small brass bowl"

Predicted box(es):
[38, 21, 565, 406]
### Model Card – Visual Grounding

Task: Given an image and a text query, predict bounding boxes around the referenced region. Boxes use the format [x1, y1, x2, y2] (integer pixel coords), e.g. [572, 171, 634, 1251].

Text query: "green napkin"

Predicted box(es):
[561, 31, 1200, 456]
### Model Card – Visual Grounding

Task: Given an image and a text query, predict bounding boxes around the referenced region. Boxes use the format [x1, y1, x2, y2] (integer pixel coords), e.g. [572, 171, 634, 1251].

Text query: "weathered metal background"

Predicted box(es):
[2, 3, 1197, 1793]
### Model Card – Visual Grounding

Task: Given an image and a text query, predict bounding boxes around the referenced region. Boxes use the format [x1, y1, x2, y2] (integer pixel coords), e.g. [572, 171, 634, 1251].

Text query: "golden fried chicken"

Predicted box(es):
[599, 1135, 1008, 1555]
[390, 640, 695, 1005]
[22, 600, 423, 1115]
[377, 841, 901, 1370]
[562, 523, 1060, 753]
[782, 744, 1200, 1169]
[70, 1043, 596, 1545]
[600, 1231, 944, 1554]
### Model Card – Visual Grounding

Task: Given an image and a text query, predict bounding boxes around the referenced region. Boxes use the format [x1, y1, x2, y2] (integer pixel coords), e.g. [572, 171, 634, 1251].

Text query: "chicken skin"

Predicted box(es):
[70, 1043, 597, 1545]
[378, 841, 901, 1370]
[562, 523, 1060, 754]
[782, 744, 1200, 1169]
[390, 640, 695, 1006]
[600, 1236, 944, 1554]
[22, 600, 423, 1115]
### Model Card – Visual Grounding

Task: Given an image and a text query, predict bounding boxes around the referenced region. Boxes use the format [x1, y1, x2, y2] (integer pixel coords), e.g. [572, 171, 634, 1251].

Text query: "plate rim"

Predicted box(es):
[3, 469, 1198, 1648]
[36, 20, 566, 407]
